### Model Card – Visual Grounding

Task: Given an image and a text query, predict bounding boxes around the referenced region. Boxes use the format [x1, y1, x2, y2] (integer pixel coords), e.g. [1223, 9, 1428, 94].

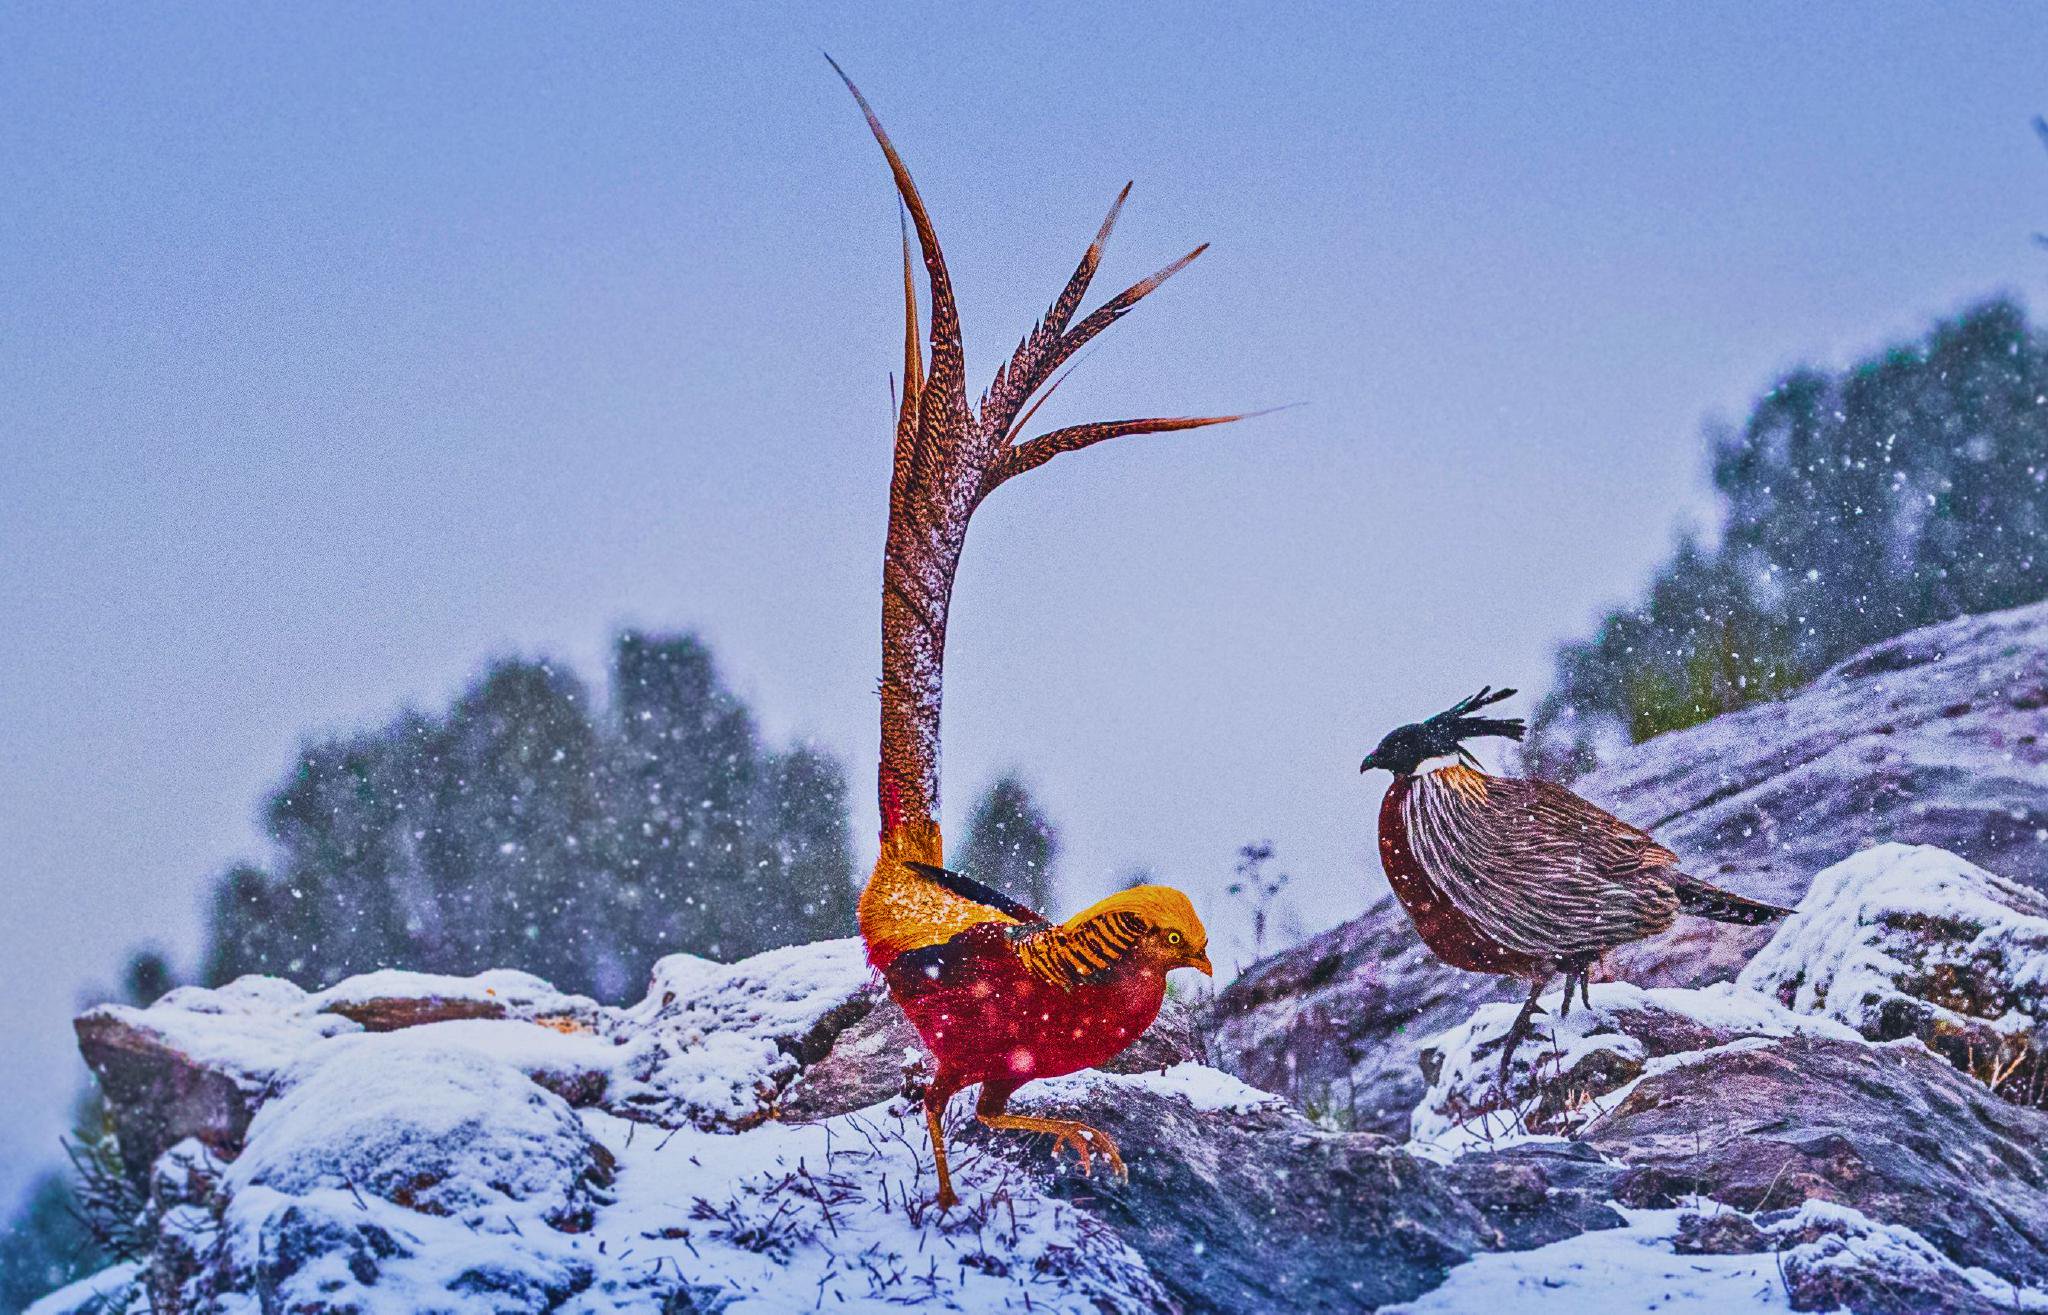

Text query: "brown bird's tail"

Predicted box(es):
[1672, 873, 1793, 925]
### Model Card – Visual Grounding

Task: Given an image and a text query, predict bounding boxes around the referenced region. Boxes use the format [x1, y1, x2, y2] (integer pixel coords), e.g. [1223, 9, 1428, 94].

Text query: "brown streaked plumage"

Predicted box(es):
[1362, 687, 1792, 1093]
[831, 58, 1243, 1208]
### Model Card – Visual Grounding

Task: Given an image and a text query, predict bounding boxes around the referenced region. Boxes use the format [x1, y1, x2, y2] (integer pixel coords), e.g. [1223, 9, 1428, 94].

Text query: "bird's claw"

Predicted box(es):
[1048, 1124, 1127, 1183]
[1046, 1123, 1127, 1183]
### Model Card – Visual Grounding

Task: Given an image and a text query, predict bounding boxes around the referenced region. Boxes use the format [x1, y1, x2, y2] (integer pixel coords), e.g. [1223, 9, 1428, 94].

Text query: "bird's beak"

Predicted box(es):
[1358, 754, 1377, 774]
[1187, 948, 1213, 977]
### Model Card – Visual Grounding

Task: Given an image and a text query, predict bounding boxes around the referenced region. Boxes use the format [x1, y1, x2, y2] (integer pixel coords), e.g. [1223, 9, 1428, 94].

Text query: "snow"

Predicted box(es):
[1029, 1062, 1286, 1114]
[135, 1088, 1168, 1312]
[1737, 841, 2048, 1033]
[224, 1032, 607, 1231]
[577, 1103, 1166, 1312]
[1405, 981, 1858, 1157]
[212, 1183, 607, 1315]
[22, 1262, 144, 1315]
[1774, 1200, 2048, 1313]
[81, 975, 357, 1091]
[1383, 1206, 1793, 1313]
[607, 938, 879, 1129]
[1385, 1201, 2048, 1314]
[387, 1016, 623, 1078]
[309, 966, 602, 1023]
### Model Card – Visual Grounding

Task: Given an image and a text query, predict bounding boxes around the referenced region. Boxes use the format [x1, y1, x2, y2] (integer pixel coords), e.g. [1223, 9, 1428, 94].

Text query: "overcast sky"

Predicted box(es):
[5, 3, 2047, 1208]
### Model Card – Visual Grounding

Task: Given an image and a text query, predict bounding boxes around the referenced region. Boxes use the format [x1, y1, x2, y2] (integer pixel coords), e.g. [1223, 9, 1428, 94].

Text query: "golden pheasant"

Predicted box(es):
[1359, 687, 1791, 1092]
[830, 60, 1243, 1209]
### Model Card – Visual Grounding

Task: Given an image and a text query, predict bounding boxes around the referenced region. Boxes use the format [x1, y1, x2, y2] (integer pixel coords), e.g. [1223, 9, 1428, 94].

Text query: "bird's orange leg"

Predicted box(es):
[925, 1077, 963, 1211]
[975, 1086, 1126, 1182]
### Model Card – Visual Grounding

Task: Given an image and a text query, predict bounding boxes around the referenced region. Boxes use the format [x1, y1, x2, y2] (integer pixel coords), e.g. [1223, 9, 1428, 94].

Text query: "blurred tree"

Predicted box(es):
[954, 774, 1061, 914]
[420, 661, 608, 988]
[608, 632, 762, 969]
[750, 744, 859, 953]
[187, 631, 858, 999]
[1529, 299, 2048, 776]
[0, 1171, 98, 1314]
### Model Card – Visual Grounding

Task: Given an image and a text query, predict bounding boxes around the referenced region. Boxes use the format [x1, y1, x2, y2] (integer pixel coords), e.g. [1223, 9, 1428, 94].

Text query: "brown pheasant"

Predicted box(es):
[1359, 687, 1792, 1092]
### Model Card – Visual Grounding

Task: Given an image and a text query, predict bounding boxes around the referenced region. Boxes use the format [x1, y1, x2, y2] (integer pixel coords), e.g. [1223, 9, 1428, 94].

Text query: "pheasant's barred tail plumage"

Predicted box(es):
[1672, 873, 1794, 925]
[831, 58, 1254, 964]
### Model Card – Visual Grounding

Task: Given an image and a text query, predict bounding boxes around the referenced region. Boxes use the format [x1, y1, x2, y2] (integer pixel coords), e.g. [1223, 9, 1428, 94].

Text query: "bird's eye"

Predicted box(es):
[1167, 931, 1182, 945]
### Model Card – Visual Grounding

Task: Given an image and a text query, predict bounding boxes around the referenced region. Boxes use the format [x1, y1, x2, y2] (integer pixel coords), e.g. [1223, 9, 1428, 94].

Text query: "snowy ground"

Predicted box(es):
[1384, 1207, 1798, 1314]
[37, 842, 2048, 1312]
[1389, 1202, 2048, 1315]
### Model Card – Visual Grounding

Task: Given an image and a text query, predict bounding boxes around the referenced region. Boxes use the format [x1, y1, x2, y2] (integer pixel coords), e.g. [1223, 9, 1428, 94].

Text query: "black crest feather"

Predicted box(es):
[1426, 685, 1526, 744]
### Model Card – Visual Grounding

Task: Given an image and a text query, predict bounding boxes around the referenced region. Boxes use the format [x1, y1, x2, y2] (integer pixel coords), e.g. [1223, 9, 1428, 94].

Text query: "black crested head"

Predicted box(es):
[1360, 685, 1526, 776]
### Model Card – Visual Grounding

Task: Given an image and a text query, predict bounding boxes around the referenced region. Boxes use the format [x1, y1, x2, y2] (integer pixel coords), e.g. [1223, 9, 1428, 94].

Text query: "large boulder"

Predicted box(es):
[1407, 981, 1859, 1148]
[1738, 841, 2048, 1108]
[604, 938, 884, 1130]
[1583, 599, 2048, 910]
[1585, 1033, 2048, 1288]
[75, 976, 355, 1178]
[222, 1033, 616, 1232]
[1207, 601, 2048, 1133]
[990, 1067, 1625, 1314]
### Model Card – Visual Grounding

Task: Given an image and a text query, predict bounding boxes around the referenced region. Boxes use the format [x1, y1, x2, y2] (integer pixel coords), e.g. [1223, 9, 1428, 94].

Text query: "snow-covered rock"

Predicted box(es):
[308, 966, 606, 1033]
[53, 830, 2048, 1311]
[224, 1033, 615, 1231]
[1738, 841, 2048, 1106]
[1208, 600, 2048, 1136]
[75, 976, 357, 1177]
[983, 1064, 1625, 1313]
[607, 937, 883, 1129]
[1586, 1033, 2048, 1289]
[1385, 1201, 2048, 1315]
[1407, 982, 1859, 1154]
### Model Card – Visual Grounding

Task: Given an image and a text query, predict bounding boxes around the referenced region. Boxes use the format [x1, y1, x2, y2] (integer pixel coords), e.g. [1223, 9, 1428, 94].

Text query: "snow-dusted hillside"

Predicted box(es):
[36, 840, 2048, 1313]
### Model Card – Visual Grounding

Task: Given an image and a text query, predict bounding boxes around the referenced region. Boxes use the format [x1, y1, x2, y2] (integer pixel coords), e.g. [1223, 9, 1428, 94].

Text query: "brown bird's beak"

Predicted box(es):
[1187, 948, 1213, 977]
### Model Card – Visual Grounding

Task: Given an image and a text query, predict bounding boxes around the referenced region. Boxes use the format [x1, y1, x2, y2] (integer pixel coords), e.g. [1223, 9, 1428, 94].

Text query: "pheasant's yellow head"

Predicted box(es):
[1065, 885, 1212, 976]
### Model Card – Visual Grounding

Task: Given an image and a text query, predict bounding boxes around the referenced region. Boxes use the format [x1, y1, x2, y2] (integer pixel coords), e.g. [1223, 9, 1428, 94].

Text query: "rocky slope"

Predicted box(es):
[35, 840, 2048, 1314]
[1208, 600, 2048, 1132]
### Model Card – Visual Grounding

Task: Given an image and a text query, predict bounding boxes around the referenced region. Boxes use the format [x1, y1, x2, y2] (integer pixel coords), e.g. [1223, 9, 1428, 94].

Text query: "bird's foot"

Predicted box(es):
[934, 1183, 959, 1211]
[981, 1114, 1128, 1183]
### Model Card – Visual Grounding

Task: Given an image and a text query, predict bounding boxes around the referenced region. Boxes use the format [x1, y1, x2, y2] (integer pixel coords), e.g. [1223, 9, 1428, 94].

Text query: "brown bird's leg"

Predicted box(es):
[1496, 975, 1549, 1099]
[1558, 953, 1597, 1016]
[975, 1083, 1127, 1182]
[925, 1071, 965, 1211]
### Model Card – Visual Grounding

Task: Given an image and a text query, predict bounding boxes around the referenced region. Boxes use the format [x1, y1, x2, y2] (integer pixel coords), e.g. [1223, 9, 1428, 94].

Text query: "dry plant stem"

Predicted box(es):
[1496, 977, 1548, 1097]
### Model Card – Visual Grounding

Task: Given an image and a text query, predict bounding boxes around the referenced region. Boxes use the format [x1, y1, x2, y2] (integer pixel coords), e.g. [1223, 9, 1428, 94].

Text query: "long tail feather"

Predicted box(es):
[1673, 873, 1793, 925]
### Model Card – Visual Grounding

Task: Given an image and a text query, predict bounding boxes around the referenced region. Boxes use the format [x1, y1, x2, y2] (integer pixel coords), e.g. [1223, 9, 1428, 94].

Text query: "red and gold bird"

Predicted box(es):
[1359, 687, 1792, 1093]
[868, 865, 1211, 1206]
[831, 61, 1242, 1209]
